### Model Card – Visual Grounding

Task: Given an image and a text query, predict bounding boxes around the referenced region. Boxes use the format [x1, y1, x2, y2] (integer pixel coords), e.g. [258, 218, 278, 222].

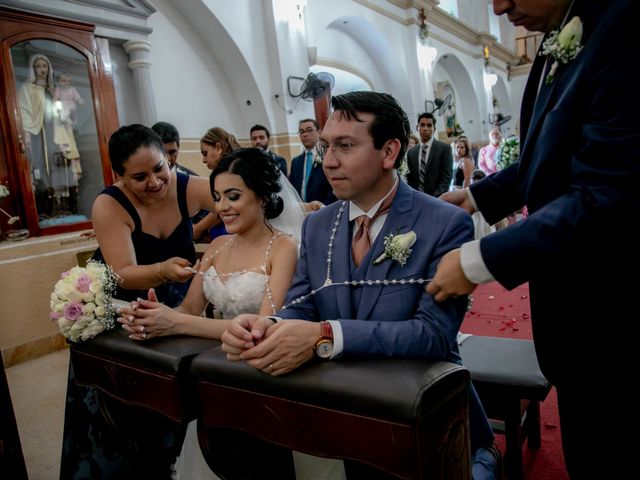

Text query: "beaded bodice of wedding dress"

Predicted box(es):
[203, 265, 267, 319]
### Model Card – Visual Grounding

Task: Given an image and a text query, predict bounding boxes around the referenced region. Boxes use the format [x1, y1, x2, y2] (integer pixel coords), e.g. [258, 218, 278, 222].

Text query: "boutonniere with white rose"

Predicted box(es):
[312, 148, 323, 168]
[540, 16, 584, 85]
[374, 230, 417, 266]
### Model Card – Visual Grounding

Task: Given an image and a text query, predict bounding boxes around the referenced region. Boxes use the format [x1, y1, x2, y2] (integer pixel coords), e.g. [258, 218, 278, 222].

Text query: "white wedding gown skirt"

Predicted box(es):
[173, 421, 346, 480]
[172, 267, 345, 480]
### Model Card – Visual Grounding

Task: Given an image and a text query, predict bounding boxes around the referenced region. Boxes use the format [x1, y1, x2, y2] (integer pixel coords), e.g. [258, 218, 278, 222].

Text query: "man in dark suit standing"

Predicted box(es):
[289, 118, 336, 205]
[151, 121, 198, 176]
[250, 124, 288, 175]
[406, 112, 452, 197]
[429, 1, 639, 478]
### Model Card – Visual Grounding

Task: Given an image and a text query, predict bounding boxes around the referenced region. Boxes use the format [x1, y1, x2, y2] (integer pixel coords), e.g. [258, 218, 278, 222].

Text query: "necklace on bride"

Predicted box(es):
[188, 232, 289, 314]
[282, 201, 430, 309]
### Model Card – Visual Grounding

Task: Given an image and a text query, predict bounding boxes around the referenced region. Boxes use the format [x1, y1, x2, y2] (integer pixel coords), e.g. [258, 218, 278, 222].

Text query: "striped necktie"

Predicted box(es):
[418, 144, 429, 191]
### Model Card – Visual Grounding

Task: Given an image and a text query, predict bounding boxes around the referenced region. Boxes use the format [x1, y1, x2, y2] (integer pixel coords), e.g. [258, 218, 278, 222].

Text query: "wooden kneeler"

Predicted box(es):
[191, 347, 473, 480]
[71, 327, 217, 423]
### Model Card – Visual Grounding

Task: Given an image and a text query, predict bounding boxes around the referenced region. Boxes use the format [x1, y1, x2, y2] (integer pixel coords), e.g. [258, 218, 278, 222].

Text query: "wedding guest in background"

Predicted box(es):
[289, 118, 336, 205]
[250, 123, 288, 175]
[452, 136, 475, 189]
[477, 127, 502, 175]
[406, 112, 452, 197]
[223, 91, 499, 480]
[152, 121, 209, 236]
[196, 126, 242, 241]
[61, 124, 216, 479]
[429, 1, 639, 477]
[458, 134, 478, 166]
[151, 121, 197, 176]
[200, 126, 241, 170]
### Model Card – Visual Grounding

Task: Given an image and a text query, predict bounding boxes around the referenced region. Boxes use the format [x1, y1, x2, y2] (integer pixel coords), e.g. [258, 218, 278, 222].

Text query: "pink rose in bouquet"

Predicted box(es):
[50, 261, 122, 342]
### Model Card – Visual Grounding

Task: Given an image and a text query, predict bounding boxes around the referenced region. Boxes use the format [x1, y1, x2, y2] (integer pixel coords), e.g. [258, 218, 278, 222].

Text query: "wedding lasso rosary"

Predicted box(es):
[280, 201, 432, 310]
[185, 202, 469, 313]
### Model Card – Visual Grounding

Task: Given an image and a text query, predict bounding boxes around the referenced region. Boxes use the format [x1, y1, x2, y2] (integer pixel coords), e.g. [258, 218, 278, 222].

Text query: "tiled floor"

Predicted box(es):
[5, 348, 69, 480]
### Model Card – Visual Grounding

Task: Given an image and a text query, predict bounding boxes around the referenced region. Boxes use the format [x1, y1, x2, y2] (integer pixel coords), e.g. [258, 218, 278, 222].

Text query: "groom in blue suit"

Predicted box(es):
[223, 91, 498, 479]
[429, 1, 639, 477]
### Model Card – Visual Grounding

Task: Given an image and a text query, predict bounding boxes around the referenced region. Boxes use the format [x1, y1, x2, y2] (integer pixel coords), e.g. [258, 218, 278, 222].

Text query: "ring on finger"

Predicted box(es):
[142, 333, 147, 339]
[269, 363, 274, 372]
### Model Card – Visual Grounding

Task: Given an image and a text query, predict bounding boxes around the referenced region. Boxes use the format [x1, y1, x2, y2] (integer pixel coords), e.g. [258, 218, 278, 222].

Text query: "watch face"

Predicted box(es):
[316, 339, 333, 359]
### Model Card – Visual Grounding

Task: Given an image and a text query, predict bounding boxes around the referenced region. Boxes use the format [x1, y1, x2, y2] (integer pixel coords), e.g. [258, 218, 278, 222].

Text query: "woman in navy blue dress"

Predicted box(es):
[60, 124, 216, 479]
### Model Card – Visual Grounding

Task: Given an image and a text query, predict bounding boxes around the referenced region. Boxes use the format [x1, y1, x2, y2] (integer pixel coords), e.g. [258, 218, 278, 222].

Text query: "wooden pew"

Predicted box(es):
[192, 347, 472, 480]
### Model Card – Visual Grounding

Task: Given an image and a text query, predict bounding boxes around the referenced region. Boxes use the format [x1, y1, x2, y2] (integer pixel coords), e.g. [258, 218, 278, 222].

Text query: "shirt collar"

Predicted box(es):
[349, 175, 399, 222]
[421, 137, 434, 149]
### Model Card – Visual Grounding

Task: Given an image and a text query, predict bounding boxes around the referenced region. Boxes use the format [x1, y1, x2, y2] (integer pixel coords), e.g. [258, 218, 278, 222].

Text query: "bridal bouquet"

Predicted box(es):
[50, 261, 122, 342]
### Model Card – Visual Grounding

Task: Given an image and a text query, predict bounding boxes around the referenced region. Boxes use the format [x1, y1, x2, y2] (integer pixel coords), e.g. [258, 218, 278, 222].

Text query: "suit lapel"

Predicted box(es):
[356, 183, 414, 320]
[521, 1, 595, 164]
[523, 63, 559, 157]
[519, 44, 548, 143]
[425, 141, 436, 175]
[407, 147, 418, 187]
[330, 202, 353, 319]
[292, 155, 304, 192]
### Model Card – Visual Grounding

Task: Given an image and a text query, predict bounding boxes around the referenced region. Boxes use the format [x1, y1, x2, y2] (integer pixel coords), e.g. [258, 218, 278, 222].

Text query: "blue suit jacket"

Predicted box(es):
[279, 180, 472, 360]
[289, 150, 336, 204]
[470, 0, 640, 382]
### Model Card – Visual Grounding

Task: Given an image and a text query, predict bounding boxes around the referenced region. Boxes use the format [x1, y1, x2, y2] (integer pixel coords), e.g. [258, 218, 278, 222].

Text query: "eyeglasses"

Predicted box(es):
[298, 127, 316, 135]
[317, 141, 356, 159]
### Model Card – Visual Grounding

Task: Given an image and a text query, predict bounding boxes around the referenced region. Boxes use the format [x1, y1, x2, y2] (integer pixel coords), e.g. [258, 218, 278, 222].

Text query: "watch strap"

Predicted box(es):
[320, 320, 333, 339]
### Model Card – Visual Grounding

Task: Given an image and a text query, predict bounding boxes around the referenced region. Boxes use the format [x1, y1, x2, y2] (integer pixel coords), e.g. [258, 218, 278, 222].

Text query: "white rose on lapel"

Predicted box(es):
[313, 147, 322, 167]
[540, 16, 584, 85]
[374, 231, 417, 266]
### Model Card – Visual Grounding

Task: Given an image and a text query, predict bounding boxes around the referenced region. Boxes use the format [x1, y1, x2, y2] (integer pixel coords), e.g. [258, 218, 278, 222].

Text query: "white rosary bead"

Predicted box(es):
[280, 202, 431, 310]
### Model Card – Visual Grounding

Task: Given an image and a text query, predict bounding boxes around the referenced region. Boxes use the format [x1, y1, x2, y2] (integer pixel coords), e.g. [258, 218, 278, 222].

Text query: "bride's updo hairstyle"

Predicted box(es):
[210, 147, 284, 220]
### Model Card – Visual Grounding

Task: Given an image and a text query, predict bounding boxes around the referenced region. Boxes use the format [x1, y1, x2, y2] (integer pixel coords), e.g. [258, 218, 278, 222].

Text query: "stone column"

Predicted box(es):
[123, 39, 157, 125]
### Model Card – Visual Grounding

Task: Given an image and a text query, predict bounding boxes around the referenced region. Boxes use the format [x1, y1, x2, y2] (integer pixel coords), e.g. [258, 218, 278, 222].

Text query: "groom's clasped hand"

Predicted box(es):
[221, 314, 319, 376]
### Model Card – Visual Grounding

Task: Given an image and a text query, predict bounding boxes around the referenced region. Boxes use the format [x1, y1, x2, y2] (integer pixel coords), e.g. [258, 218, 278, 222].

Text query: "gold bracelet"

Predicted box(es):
[156, 262, 168, 282]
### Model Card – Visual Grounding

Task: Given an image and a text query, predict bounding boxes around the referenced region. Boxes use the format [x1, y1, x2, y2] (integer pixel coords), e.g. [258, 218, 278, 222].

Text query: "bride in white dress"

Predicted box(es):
[118, 148, 345, 480]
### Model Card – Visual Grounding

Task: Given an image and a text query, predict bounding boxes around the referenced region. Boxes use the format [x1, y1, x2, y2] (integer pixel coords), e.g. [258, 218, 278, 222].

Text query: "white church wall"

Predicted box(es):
[147, 0, 248, 138]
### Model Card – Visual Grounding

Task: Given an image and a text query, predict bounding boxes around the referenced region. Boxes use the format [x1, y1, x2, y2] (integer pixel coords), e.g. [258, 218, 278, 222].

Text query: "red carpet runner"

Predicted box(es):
[462, 282, 568, 480]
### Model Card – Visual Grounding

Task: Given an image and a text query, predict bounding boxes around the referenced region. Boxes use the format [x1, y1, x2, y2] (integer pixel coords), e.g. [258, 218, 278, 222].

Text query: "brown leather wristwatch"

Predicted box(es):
[314, 321, 334, 359]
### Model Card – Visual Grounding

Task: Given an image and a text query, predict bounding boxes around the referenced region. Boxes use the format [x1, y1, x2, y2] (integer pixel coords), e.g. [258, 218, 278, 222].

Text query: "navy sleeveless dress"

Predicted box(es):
[60, 172, 196, 479]
[92, 171, 196, 307]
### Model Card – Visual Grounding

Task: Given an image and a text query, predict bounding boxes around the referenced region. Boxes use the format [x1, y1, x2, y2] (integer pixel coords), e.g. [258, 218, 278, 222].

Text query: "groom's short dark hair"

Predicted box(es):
[330, 91, 410, 169]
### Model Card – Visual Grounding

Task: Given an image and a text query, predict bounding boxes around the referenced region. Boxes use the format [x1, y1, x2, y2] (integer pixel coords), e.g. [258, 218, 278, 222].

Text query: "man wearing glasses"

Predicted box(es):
[289, 118, 336, 205]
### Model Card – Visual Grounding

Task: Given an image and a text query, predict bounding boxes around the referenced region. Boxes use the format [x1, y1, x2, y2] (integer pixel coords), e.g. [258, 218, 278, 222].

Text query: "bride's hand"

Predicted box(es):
[117, 288, 178, 340]
[221, 314, 277, 360]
